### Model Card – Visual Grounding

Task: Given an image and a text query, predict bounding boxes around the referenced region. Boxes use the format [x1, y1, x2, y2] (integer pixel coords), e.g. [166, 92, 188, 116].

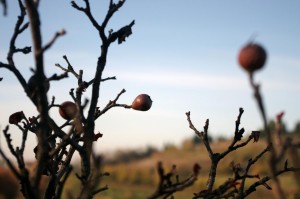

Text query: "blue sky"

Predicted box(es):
[1, 1, 300, 159]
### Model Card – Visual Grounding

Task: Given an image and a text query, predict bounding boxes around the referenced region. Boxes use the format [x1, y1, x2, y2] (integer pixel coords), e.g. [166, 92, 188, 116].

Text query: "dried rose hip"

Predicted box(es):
[238, 43, 267, 72]
[131, 94, 152, 111]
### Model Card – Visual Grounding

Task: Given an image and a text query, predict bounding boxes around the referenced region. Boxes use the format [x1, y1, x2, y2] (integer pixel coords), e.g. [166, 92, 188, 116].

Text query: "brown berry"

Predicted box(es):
[59, 101, 78, 120]
[238, 43, 267, 72]
[131, 94, 152, 111]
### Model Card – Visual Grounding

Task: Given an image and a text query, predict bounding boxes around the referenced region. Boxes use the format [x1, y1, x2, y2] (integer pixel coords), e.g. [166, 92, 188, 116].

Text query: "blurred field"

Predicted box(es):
[1, 137, 299, 199]
[64, 137, 300, 199]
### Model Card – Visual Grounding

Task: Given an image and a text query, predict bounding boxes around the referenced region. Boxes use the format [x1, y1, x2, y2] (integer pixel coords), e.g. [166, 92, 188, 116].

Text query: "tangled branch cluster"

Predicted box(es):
[0, 1, 136, 198]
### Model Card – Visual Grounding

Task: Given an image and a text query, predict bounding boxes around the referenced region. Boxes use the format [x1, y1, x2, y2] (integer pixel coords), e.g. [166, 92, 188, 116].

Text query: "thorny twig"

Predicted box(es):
[1, 0, 134, 199]
[0, 147, 21, 176]
[70, 0, 135, 183]
[238, 145, 270, 196]
[55, 55, 117, 91]
[78, 154, 109, 199]
[96, 88, 131, 118]
[243, 163, 300, 198]
[7, 0, 30, 66]
[186, 109, 257, 193]
[55, 55, 79, 79]
[185, 109, 287, 199]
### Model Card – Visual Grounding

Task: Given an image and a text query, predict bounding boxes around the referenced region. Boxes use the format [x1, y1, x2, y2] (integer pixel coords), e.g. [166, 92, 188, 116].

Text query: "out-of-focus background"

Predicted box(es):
[1, 1, 300, 198]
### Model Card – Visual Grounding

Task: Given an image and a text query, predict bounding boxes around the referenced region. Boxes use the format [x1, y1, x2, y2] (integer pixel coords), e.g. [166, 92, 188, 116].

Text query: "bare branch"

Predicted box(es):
[185, 111, 202, 137]
[20, 125, 28, 154]
[0, 148, 21, 179]
[7, 0, 30, 66]
[148, 162, 199, 199]
[42, 29, 66, 52]
[55, 166, 73, 198]
[49, 129, 73, 158]
[86, 76, 116, 86]
[186, 112, 213, 156]
[0, 62, 29, 99]
[248, 72, 285, 198]
[71, 0, 101, 30]
[25, 0, 50, 191]
[102, 0, 125, 29]
[3, 126, 17, 157]
[243, 166, 300, 198]
[14, 46, 32, 54]
[55, 55, 79, 79]
[238, 145, 270, 195]
[96, 88, 131, 118]
[92, 185, 109, 195]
